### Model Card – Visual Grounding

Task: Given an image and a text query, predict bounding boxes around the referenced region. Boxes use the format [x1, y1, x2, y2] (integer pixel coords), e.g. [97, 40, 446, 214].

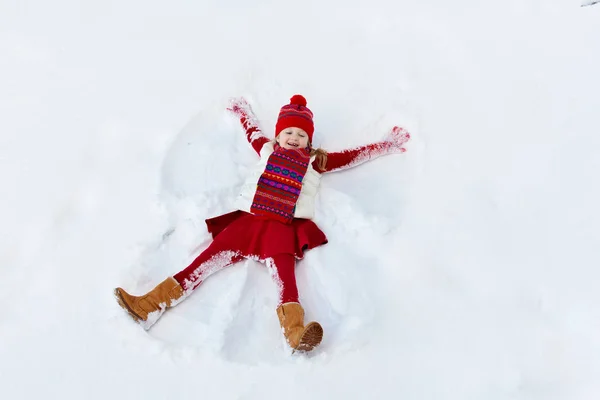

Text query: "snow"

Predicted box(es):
[1, 1, 599, 399]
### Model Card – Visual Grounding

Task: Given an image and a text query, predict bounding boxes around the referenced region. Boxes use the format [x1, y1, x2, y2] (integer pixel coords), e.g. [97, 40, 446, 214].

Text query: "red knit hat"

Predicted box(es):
[275, 94, 314, 142]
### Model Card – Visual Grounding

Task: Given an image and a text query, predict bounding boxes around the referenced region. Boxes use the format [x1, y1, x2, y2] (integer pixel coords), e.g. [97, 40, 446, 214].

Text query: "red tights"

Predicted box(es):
[173, 238, 299, 305]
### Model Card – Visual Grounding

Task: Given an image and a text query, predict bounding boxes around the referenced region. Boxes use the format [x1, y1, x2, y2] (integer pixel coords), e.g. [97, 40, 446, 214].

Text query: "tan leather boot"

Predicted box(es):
[276, 302, 323, 352]
[114, 277, 185, 330]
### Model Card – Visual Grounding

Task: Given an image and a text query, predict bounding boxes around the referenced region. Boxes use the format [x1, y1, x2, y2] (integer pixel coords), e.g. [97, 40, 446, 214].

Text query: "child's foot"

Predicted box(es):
[277, 302, 324, 353]
[295, 321, 324, 352]
[114, 288, 144, 323]
[113, 277, 185, 330]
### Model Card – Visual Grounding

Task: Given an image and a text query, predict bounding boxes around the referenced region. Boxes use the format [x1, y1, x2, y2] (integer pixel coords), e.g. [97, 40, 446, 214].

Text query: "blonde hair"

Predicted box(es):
[311, 147, 328, 171]
[273, 137, 328, 171]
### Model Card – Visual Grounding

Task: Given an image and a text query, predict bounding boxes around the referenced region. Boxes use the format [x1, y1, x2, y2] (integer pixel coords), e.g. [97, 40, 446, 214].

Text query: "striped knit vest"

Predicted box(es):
[250, 144, 310, 224]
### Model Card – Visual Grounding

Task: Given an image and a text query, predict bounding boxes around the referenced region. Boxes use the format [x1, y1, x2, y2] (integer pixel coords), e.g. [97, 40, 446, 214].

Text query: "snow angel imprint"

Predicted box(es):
[114, 94, 410, 352]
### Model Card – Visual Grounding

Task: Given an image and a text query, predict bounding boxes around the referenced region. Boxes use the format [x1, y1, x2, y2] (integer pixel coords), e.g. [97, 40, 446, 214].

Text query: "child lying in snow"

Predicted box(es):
[114, 94, 410, 352]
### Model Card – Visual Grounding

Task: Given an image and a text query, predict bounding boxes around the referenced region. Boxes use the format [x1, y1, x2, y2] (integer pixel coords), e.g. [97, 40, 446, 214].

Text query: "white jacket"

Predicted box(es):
[234, 141, 321, 219]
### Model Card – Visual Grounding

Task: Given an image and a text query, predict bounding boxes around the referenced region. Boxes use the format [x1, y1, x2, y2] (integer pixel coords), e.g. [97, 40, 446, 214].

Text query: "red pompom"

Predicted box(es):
[289, 94, 307, 107]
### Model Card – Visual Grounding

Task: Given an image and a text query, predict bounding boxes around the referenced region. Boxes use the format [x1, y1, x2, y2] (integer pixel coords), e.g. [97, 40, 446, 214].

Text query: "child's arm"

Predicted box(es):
[227, 97, 270, 155]
[315, 127, 410, 173]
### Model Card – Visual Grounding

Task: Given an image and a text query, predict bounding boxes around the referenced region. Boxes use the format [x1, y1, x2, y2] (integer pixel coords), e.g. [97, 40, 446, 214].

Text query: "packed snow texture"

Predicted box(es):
[582, 1, 599, 7]
[1, 1, 599, 399]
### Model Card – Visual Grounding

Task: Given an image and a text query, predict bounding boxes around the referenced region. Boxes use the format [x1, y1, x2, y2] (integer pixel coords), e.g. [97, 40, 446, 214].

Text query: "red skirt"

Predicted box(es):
[205, 211, 328, 260]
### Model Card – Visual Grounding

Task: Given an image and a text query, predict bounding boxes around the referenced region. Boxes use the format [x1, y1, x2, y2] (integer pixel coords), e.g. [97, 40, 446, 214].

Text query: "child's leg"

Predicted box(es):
[265, 254, 299, 305]
[173, 240, 244, 292]
[267, 254, 323, 352]
[115, 236, 243, 330]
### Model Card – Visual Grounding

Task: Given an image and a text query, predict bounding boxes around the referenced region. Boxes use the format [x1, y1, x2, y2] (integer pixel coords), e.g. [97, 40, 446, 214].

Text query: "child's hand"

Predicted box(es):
[227, 97, 254, 118]
[383, 126, 410, 153]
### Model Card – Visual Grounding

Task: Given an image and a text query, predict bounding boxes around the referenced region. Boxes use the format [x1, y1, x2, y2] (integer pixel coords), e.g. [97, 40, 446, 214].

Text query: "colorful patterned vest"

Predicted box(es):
[249, 144, 310, 224]
[235, 141, 322, 221]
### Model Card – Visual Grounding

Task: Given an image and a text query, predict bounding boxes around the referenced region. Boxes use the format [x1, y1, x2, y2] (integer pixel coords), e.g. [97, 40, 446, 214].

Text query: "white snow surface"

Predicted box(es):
[1, 1, 600, 399]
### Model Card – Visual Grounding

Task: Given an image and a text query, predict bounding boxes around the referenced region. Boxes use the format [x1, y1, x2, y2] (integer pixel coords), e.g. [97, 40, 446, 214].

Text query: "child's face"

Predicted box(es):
[277, 127, 310, 150]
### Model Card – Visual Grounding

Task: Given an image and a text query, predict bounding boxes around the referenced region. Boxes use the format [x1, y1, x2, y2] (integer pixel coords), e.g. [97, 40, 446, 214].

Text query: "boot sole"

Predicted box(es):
[296, 322, 323, 352]
[114, 288, 145, 324]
